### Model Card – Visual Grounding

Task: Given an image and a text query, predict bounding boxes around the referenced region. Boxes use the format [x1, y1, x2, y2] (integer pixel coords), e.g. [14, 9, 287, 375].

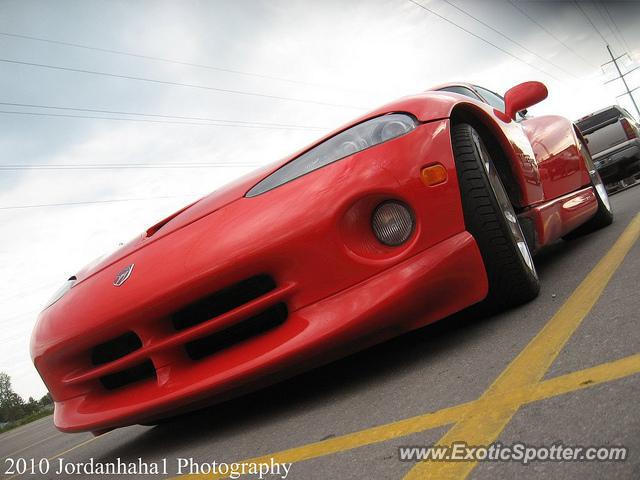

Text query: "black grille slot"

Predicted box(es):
[91, 332, 142, 365]
[99, 360, 156, 390]
[184, 303, 288, 361]
[172, 275, 277, 331]
[90, 332, 156, 390]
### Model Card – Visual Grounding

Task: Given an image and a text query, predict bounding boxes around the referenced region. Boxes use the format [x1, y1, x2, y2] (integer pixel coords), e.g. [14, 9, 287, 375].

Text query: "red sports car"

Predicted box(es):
[31, 81, 613, 434]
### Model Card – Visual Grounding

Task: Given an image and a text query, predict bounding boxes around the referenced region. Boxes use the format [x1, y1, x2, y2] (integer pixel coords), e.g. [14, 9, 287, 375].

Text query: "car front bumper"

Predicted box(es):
[49, 232, 486, 432]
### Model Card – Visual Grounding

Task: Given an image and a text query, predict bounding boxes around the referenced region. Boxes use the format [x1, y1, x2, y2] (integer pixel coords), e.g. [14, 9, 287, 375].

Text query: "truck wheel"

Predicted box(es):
[563, 140, 613, 240]
[452, 123, 540, 310]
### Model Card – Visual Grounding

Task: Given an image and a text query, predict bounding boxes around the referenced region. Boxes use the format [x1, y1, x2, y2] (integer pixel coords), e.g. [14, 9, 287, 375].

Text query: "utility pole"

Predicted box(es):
[604, 44, 640, 120]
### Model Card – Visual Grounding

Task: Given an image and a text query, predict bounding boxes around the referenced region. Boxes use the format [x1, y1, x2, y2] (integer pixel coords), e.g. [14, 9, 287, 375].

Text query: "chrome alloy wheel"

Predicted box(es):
[471, 131, 537, 279]
[582, 144, 612, 214]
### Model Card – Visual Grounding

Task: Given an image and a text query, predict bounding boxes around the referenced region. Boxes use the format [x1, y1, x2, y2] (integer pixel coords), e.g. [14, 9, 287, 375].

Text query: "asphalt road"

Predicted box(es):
[2, 185, 640, 480]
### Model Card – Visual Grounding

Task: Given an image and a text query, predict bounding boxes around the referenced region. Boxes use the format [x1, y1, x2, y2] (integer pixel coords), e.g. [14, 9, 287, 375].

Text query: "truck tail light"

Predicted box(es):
[621, 118, 637, 140]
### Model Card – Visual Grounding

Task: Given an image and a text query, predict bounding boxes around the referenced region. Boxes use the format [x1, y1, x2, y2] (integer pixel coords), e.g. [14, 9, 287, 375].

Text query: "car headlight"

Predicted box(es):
[246, 113, 417, 197]
[44, 276, 76, 309]
[371, 201, 415, 246]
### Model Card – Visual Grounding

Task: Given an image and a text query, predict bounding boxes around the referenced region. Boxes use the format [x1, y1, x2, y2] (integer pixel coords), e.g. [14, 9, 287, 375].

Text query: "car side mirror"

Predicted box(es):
[503, 81, 548, 121]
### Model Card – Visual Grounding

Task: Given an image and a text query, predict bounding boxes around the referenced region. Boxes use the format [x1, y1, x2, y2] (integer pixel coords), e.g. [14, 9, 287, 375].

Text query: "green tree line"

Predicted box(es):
[0, 372, 52, 423]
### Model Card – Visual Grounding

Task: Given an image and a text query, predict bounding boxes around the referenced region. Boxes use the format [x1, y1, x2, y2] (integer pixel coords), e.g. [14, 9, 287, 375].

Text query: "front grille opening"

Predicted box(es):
[99, 360, 156, 390]
[172, 275, 277, 331]
[91, 332, 142, 365]
[184, 303, 287, 361]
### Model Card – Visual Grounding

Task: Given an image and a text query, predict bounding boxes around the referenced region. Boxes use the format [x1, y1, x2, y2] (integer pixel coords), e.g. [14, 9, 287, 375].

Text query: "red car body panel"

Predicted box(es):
[31, 85, 600, 433]
[522, 115, 589, 200]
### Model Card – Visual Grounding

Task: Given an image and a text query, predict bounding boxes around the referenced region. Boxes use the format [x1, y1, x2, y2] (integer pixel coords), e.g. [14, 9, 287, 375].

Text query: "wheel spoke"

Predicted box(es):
[472, 131, 537, 278]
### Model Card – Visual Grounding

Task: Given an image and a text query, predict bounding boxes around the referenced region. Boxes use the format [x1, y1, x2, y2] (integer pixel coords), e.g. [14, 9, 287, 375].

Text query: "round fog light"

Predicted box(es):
[371, 201, 415, 246]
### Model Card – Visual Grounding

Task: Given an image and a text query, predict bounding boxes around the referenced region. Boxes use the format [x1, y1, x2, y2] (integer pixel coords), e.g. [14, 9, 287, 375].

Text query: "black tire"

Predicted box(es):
[563, 140, 613, 240]
[452, 123, 540, 310]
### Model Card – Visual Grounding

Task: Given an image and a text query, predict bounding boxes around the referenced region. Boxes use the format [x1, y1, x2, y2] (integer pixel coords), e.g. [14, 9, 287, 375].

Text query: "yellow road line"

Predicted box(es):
[0, 416, 52, 442]
[4, 352, 634, 480]
[171, 353, 640, 480]
[1, 431, 62, 461]
[47, 433, 106, 461]
[528, 353, 640, 403]
[404, 213, 640, 480]
[4, 432, 110, 480]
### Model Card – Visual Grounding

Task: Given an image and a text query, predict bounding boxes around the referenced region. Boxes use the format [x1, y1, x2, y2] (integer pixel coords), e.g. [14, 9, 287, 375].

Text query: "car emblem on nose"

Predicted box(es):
[113, 264, 134, 287]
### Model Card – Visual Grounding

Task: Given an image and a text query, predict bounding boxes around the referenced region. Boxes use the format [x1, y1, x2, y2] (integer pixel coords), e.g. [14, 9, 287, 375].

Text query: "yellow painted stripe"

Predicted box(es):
[4, 432, 109, 480]
[171, 353, 640, 480]
[527, 353, 640, 404]
[459, 353, 640, 417]
[47, 434, 104, 461]
[404, 213, 640, 480]
[174, 404, 471, 480]
[1, 431, 62, 461]
[0, 416, 52, 442]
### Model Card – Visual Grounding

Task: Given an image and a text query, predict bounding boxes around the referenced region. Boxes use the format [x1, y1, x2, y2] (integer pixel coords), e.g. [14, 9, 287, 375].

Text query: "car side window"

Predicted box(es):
[438, 86, 483, 101]
[474, 86, 506, 112]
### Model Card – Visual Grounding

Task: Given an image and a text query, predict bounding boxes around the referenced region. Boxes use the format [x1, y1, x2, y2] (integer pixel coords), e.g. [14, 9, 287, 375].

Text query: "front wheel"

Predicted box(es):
[452, 123, 540, 310]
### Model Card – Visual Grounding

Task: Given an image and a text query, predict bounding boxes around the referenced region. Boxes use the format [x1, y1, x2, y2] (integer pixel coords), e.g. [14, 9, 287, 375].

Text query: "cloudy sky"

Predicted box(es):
[1, 0, 639, 400]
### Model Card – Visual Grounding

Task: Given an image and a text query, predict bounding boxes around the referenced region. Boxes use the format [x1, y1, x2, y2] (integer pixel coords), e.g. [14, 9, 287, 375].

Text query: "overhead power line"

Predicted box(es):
[506, 0, 597, 68]
[0, 31, 361, 94]
[603, 44, 640, 119]
[0, 58, 365, 110]
[599, 1, 632, 55]
[574, 1, 608, 45]
[0, 108, 325, 131]
[0, 194, 193, 211]
[406, 0, 565, 83]
[592, 1, 624, 53]
[440, 0, 577, 78]
[0, 101, 327, 131]
[0, 162, 261, 171]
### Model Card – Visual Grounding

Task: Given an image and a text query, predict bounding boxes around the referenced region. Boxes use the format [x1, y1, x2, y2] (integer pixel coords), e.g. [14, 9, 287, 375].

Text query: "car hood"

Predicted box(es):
[71, 91, 459, 285]
[72, 163, 275, 284]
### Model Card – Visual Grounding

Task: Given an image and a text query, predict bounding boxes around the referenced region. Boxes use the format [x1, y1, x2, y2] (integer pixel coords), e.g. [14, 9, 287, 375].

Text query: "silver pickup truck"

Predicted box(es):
[575, 105, 640, 183]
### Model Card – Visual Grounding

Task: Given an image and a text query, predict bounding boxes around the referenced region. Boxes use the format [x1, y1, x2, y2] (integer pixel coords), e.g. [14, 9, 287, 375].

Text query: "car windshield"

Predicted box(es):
[474, 85, 506, 112]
